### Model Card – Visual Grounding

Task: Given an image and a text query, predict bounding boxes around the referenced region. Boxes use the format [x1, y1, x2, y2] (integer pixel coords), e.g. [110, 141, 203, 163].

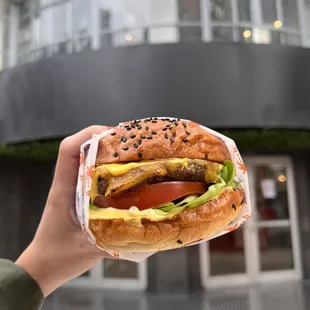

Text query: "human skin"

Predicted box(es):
[16, 126, 114, 297]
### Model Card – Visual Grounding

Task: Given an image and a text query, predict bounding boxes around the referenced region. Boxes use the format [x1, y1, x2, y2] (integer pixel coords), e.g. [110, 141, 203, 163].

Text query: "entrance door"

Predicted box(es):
[65, 259, 147, 291]
[199, 156, 302, 289]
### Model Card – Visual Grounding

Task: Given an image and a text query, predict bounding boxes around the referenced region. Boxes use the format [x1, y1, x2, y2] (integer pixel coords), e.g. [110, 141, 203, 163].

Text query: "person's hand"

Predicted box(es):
[16, 126, 113, 297]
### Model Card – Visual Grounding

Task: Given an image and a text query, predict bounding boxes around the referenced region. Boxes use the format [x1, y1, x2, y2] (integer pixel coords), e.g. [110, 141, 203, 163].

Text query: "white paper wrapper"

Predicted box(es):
[76, 117, 251, 262]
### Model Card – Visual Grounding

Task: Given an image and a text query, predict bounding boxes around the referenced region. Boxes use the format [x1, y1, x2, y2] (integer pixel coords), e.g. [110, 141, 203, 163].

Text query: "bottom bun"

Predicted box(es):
[89, 187, 245, 252]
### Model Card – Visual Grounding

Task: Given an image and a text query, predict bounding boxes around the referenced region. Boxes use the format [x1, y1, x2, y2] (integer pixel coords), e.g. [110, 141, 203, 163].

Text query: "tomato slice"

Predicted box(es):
[93, 182, 208, 211]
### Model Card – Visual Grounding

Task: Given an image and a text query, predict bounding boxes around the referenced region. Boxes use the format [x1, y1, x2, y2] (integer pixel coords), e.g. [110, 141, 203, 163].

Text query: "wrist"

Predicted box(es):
[16, 243, 67, 297]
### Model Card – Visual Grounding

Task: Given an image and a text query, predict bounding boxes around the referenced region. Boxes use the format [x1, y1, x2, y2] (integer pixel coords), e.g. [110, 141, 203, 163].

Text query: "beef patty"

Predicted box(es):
[97, 159, 222, 197]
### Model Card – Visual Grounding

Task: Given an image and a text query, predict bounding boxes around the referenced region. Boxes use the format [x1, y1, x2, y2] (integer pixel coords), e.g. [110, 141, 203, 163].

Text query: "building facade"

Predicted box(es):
[1, 0, 310, 295]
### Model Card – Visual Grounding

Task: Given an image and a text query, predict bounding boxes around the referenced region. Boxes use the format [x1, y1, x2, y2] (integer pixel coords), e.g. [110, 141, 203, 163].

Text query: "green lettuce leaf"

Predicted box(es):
[152, 160, 235, 216]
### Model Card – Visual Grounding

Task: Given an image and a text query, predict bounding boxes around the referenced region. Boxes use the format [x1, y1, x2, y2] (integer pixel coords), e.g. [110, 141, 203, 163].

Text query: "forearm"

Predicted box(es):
[0, 259, 43, 310]
[16, 242, 101, 297]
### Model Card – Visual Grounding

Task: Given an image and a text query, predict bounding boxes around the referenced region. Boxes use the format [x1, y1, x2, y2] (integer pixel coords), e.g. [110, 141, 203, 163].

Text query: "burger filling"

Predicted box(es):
[89, 158, 238, 223]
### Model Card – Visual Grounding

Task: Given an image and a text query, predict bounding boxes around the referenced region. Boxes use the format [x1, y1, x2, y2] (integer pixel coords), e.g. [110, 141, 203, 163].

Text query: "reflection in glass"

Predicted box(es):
[179, 26, 202, 41]
[212, 27, 233, 41]
[209, 228, 246, 276]
[72, 0, 91, 37]
[259, 227, 294, 271]
[103, 259, 138, 279]
[210, 0, 232, 21]
[237, 0, 251, 22]
[261, 0, 277, 24]
[254, 165, 289, 221]
[178, 0, 201, 21]
[239, 27, 253, 43]
[149, 0, 178, 43]
[281, 34, 301, 47]
[282, 1, 299, 29]
[52, 4, 67, 44]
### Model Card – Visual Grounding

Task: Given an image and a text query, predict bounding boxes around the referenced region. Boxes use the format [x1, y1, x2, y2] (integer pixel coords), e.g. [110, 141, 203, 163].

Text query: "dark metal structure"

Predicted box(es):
[1, 42, 310, 143]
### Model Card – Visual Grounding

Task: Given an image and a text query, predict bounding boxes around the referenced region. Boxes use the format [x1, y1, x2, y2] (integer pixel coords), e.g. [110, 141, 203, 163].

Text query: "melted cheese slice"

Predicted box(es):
[88, 207, 175, 227]
[96, 158, 189, 177]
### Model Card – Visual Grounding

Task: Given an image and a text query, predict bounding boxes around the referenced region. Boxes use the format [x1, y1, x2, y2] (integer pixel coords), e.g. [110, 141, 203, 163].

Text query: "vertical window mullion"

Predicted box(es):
[276, 0, 283, 23]
[296, 0, 308, 47]
[200, 0, 212, 41]
[66, 1, 72, 53]
[90, 0, 100, 50]
[250, 0, 263, 26]
[231, 0, 239, 41]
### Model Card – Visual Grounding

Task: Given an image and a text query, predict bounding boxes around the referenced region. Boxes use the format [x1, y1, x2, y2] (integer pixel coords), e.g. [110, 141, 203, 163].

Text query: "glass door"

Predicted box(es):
[246, 156, 302, 282]
[65, 259, 147, 291]
[200, 156, 302, 289]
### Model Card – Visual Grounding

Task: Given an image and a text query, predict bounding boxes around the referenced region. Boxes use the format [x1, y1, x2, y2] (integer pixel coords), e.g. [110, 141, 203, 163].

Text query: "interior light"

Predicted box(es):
[243, 30, 252, 39]
[274, 20, 282, 29]
[125, 33, 133, 41]
[277, 174, 287, 182]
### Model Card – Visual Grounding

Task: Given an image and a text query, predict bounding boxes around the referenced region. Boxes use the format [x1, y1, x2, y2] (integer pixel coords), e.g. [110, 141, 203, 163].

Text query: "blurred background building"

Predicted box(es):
[1, 0, 310, 299]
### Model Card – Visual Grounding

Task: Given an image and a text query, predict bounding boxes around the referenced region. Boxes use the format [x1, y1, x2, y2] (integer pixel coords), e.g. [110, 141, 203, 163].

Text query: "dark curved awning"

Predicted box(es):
[1, 42, 310, 143]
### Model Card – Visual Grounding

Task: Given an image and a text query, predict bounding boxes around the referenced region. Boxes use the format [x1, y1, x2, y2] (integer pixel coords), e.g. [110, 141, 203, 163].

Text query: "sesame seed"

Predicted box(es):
[177, 118, 181, 121]
[169, 127, 173, 130]
[147, 136, 153, 139]
[151, 130, 157, 135]
[120, 136, 127, 143]
[174, 121, 178, 126]
[130, 134, 136, 139]
[164, 133, 169, 139]
[138, 139, 142, 145]
[233, 188, 238, 192]
[113, 152, 118, 158]
[141, 135, 146, 139]
[166, 124, 171, 127]
[123, 146, 129, 151]
[152, 120, 157, 123]
[145, 126, 149, 130]
[134, 143, 139, 148]
[186, 130, 190, 135]
[232, 204, 237, 211]
[125, 125, 130, 128]
[183, 138, 188, 143]
[173, 132, 176, 137]
[162, 127, 168, 131]
[170, 137, 175, 143]
[183, 122, 187, 128]
[111, 132, 116, 136]
[177, 240, 183, 244]
[137, 125, 142, 129]
[126, 127, 131, 131]
[138, 152, 143, 158]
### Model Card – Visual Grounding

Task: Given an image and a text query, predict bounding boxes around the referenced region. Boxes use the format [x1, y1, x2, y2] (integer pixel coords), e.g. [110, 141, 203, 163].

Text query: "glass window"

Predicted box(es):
[149, 0, 179, 43]
[103, 259, 138, 279]
[258, 227, 294, 271]
[210, 0, 232, 22]
[179, 26, 202, 41]
[237, 0, 251, 22]
[261, 0, 278, 24]
[100, 0, 146, 46]
[52, 4, 67, 44]
[282, 1, 299, 29]
[212, 27, 233, 41]
[72, 0, 91, 52]
[178, 0, 201, 21]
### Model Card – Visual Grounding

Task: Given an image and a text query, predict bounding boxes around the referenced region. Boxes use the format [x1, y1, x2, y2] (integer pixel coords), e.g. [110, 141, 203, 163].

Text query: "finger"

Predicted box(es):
[53, 125, 111, 188]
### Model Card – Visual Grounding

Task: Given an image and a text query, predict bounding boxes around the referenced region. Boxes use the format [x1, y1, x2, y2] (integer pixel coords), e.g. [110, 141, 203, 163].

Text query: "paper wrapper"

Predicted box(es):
[76, 117, 251, 262]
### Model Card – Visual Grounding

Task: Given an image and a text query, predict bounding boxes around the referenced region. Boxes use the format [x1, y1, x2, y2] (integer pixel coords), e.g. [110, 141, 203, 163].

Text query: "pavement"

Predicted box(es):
[42, 281, 310, 310]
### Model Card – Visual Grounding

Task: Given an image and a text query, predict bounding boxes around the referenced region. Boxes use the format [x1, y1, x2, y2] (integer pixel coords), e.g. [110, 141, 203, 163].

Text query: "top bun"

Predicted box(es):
[96, 118, 231, 165]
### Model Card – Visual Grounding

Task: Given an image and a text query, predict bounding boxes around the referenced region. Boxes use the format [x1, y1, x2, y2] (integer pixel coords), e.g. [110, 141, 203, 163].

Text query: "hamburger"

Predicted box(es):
[88, 118, 245, 252]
